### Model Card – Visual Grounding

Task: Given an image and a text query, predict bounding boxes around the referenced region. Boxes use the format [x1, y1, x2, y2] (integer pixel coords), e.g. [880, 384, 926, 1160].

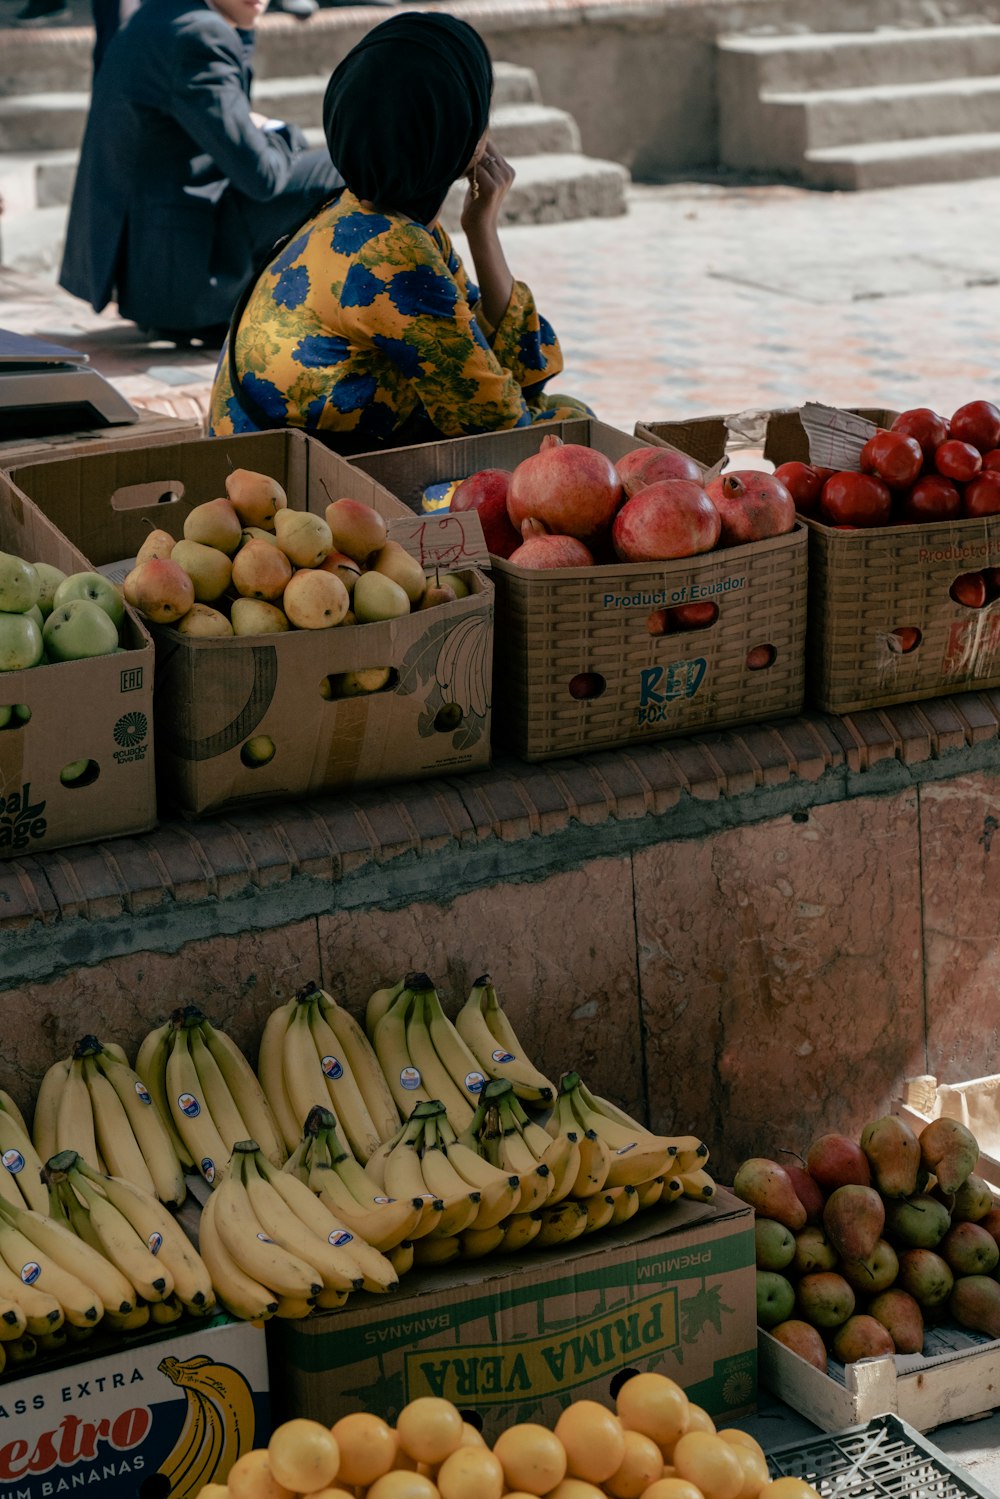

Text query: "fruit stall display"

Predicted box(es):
[638, 398, 1000, 715]
[354, 419, 808, 761]
[197, 1381, 822, 1499]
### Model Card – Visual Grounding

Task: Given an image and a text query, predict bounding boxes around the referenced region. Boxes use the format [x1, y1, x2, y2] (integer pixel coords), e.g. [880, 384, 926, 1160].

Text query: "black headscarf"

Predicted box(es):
[323, 13, 493, 228]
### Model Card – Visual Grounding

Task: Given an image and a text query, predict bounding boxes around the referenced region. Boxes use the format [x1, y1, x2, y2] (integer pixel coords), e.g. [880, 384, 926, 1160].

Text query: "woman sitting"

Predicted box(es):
[208, 12, 590, 454]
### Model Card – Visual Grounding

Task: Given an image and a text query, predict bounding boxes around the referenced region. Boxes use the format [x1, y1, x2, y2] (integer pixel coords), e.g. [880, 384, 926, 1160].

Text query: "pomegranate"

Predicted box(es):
[507, 533, 594, 569]
[774, 461, 825, 516]
[900, 475, 961, 524]
[951, 572, 988, 608]
[450, 468, 520, 559]
[616, 445, 703, 497]
[861, 430, 922, 490]
[819, 472, 892, 528]
[935, 440, 983, 483]
[891, 408, 949, 459]
[705, 470, 795, 546]
[611, 480, 721, 562]
[951, 400, 1000, 454]
[507, 435, 623, 541]
[962, 470, 1000, 517]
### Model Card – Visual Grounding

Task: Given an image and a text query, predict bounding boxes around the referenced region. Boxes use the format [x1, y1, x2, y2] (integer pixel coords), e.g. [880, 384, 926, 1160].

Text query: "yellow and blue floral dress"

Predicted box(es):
[208, 189, 590, 450]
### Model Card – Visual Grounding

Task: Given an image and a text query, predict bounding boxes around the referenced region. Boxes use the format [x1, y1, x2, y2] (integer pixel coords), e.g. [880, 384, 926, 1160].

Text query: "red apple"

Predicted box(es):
[962, 470, 1000, 518]
[891, 407, 950, 458]
[983, 450, 1000, 472]
[450, 468, 520, 559]
[900, 475, 961, 524]
[773, 461, 825, 516]
[951, 400, 1000, 454]
[819, 472, 892, 528]
[616, 446, 704, 497]
[861, 429, 923, 490]
[507, 533, 594, 569]
[935, 440, 983, 483]
[611, 480, 721, 562]
[704, 471, 795, 546]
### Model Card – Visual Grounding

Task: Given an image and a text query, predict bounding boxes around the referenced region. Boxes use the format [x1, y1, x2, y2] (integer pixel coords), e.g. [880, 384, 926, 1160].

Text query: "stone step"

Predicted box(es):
[722, 75, 1000, 172]
[803, 131, 1000, 190]
[717, 25, 1000, 94]
[0, 91, 87, 153]
[0, 146, 76, 215]
[0, 202, 67, 277]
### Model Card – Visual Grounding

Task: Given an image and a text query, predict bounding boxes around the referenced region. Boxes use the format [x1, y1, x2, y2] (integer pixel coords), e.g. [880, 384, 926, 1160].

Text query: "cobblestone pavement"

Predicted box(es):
[4, 172, 1000, 431]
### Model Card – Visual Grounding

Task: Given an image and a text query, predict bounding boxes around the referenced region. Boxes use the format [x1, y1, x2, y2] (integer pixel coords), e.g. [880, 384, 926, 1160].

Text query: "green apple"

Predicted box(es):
[0, 706, 11, 729]
[241, 735, 275, 767]
[32, 562, 67, 618]
[0, 552, 40, 614]
[60, 759, 91, 785]
[0, 613, 44, 671]
[54, 571, 125, 629]
[756, 1269, 796, 1329]
[13, 705, 30, 723]
[43, 599, 119, 662]
[756, 1218, 797, 1272]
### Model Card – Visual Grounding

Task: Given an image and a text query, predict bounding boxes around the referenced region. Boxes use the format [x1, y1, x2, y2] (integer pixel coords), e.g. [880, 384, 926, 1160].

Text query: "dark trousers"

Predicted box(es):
[234, 147, 344, 266]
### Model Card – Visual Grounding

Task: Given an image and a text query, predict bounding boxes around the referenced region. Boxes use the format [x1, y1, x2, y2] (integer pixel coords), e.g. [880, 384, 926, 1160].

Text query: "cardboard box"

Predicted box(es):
[0, 482, 156, 858]
[354, 420, 807, 762]
[5, 431, 493, 817]
[268, 1189, 757, 1437]
[638, 406, 1000, 716]
[0, 1312, 270, 1499]
[0, 406, 203, 473]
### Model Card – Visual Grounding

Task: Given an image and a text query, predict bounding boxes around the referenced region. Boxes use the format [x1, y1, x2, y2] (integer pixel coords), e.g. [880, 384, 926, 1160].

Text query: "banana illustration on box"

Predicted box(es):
[396, 610, 491, 746]
[157, 1353, 256, 1496]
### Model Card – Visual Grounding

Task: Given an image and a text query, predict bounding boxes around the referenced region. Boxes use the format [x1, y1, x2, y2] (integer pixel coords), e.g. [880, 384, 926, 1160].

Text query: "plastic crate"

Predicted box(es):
[766, 1412, 996, 1498]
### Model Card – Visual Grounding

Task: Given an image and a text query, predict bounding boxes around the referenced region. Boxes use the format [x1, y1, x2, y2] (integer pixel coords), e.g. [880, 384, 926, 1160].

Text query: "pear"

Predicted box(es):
[896, 1247, 954, 1308]
[175, 603, 233, 638]
[732, 1159, 806, 1232]
[883, 1192, 951, 1249]
[919, 1117, 979, 1195]
[867, 1289, 925, 1354]
[951, 1173, 994, 1223]
[136, 528, 176, 566]
[939, 1221, 999, 1276]
[230, 599, 291, 636]
[806, 1133, 871, 1192]
[823, 1184, 885, 1264]
[241, 527, 283, 550]
[831, 1314, 894, 1364]
[171, 540, 232, 603]
[793, 1226, 837, 1276]
[770, 1320, 827, 1373]
[231, 539, 292, 602]
[226, 468, 287, 529]
[439, 571, 470, 599]
[319, 551, 362, 595]
[950, 1275, 1000, 1338]
[183, 498, 242, 555]
[274, 509, 333, 569]
[860, 1115, 921, 1198]
[326, 667, 392, 698]
[838, 1238, 899, 1295]
[32, 562, 67, 618]
[353, 571, 410, 624]
[371, 541, 426, 605]
[125, 559, 194, 624]
[282, 569, 349, 629]
[325, 497, 387, 564]
[419, 581, 458, 611]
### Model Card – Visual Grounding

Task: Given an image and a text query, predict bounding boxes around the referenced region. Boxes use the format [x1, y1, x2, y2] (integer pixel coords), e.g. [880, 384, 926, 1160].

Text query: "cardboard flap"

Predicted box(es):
[800, 402, 880, 471]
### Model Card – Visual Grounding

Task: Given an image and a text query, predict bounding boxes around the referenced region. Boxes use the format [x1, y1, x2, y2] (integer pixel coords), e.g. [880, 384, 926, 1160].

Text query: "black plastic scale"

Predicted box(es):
[0, 328, 138, 440]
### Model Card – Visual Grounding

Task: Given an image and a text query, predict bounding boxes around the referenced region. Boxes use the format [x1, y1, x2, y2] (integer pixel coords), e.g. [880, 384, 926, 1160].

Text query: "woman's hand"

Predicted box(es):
[461, 145, 515, 233]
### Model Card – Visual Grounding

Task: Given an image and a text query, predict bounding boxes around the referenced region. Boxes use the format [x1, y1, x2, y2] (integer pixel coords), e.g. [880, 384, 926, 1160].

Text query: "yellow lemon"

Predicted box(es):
[554, 1400, 627, 1483]
[718, 1430, 766, 1462]
[616, 1374, 690, 1450]
[396, 1397, 465, 1465]
[331, 1411, 397, 1486]
[268, 1419, 339, 1494]
[227, 1449, 294, 1499]
[757, 1481, 822, 1498]
[639, 1480, 704, 1499]
[436, 1445, 504, 1499]
[367, 1472, 441, 1499]
[732, 1444, 770, 1499]
[672, 1431, 744, 1499]
[684, 1404, 717, 1435]
[493, 1423, 568, 1496]
[605, 1429, 665, 1498]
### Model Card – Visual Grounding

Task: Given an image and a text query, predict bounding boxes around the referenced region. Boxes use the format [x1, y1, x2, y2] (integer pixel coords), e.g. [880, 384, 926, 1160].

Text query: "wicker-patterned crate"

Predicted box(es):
[354, 420, 808, 762]
[638, 408, 1000, 716]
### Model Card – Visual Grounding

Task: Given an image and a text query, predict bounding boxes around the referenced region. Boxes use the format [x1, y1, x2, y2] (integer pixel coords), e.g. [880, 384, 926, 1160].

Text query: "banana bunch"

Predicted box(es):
[157, 1353, 257, 1496]
[33, 1037, 186, 1206]
[454, 974, 556, 1104]
[0, 1089, 47, 1214]
[285, 1107, 428, 1253]
[365, 973, 490, 1132]
[258, 983, 400, 1161]
[198, 1141, 398, 1323]
[137, 1006, 286, 1189]
[44, 1149, 216, 1331]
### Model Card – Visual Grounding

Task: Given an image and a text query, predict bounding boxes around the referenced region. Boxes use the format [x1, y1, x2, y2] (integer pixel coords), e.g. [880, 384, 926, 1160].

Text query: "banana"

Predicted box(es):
[610, 1185, 641, 1226]
[34, 1328, 68, 1356]
[565, 1076, 675, 1187]
[388, 1240, 414, 1277]
[576, 1082, 649, 1135]
[31, 1058, 71, 1166]
[662, 1175, 685, 1204]
[504, 1094, 555, 1161]
[241, 1154, 364, 1296]
[572, 1130, 613, 1199]
[198, 1188, 278, 1322]
[417, 1119, 477, 1204]
[135, 1022, 196, 1170]
[82, 1055, 159, 1200]
[0, 1096, 47, 1213]
[189, 1025, 252, 1154]
[92, 1048, 187, 1206]
[0, 1299, 27, 1341]
[508, 1166, 553, 1215]
[679, 1168, 716, 1202]
[76, 1164, 214, 1313]
[534, 1199, 589, 1248]
[5, 1335, 38, 1365]
[365, 977, 406, 1041]
[359, 1124, 406, 1193]
[156, 1380, 211, 1494]
[150, 1294, 185, 1326]
[405, 989, 475, 1131]
[373, 986, 431, 1117]
[675, 1146, 711, 1174]
[56, 1057, 100, 1171]
[499, 1212, 543, 1253]
[537, 1132, 582, 1206]
[281, 999, 341, 1147]
[459, 1223, 506, 1259]
[422, 986, 490, 1115]
[165, 1025, 229, 1187]
[71, 1174, 174, 1303]
[583, 1192, 616, 1234]
[306, 997, 382, 1161]
[256, 1000, 300, 1154]
[254, 1153, 398, 1294]
[211, 1158, 321, 1302]
[103, 1303, 150, 1333]
[200, 1018, 286, 1167]
[0, 1214, 101, 1327]
[0, 1197, 134, 1315]
[431, 1118, 521, 1228]
[308, 1165, 424, 1252]
[454, 978, 554, 1103]
[274, 1295, 316, 1319]
[412, 1235, 461, 1267]
[636, 1177, 664, 1211]
[0, 1157, 25, 1211]
[428, 1193, 481, 1239]
[604, 1143, 679, 1191]
[383, 1119, 435, 1204]
[315, 990, 400, 1146]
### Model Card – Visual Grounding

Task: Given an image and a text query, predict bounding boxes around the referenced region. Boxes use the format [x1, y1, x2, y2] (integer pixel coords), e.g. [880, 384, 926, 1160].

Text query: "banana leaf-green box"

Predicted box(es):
[268, 1186, 756, 1436]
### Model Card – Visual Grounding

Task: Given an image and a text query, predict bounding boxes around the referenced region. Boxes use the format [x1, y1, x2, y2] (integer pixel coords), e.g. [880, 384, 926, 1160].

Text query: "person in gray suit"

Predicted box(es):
[58, 0, 344, 343]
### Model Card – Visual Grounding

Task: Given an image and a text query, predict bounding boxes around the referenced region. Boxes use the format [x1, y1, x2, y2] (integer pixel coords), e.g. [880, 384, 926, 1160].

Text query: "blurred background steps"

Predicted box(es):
[0, 53, 627, 276]
[717, 23, 1000, 188]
